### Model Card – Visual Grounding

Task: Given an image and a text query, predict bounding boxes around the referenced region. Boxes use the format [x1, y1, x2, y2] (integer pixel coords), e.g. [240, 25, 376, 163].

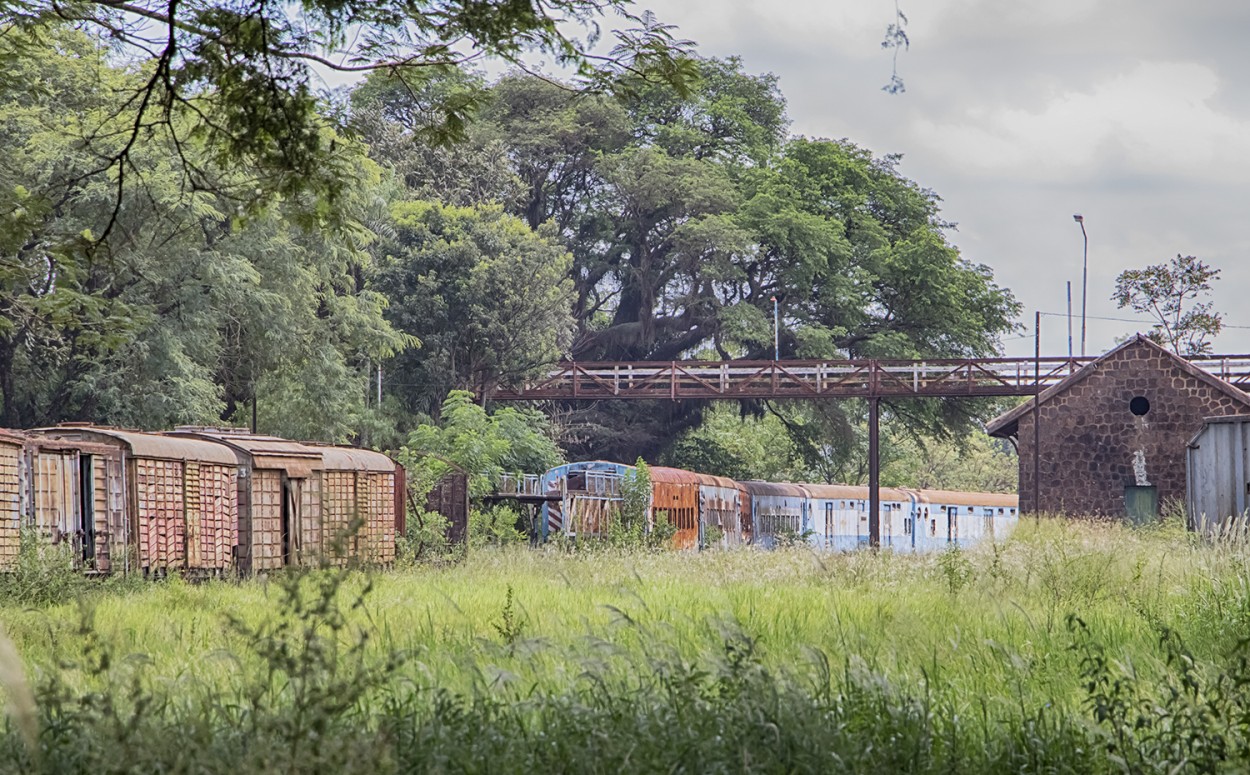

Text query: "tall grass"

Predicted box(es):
[2, 518, 1250, 772]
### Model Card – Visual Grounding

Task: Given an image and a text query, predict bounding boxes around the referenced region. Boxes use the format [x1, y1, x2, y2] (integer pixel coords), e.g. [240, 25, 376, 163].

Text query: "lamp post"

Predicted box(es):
[1073, 214, 1088, 356]
[769, 295, 779, 360]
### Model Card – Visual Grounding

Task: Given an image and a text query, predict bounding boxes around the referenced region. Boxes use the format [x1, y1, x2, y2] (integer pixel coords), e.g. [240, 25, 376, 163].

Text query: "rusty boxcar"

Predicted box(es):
[316, 445, 400, 566]
[169, 428, 322, 573]
[34, 426, 237, 575]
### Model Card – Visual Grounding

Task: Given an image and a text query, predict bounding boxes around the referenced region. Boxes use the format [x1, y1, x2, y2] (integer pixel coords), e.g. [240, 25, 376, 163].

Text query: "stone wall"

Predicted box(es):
[1017, 340, 1250, 516]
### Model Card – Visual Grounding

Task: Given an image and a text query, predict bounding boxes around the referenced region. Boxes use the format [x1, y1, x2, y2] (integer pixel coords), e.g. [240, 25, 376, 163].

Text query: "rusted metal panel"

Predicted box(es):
[694, 473, 748, 548]
[742, 481, 808, 548]
[317, 446, 396, 473]
[0, 438, 22, 569]
[426, 471, 469, 547]
[32, 448, 77, 542]
[539, 462, 627, 541]
[650, 467, 699, 549]
[394, 464, 407, 536]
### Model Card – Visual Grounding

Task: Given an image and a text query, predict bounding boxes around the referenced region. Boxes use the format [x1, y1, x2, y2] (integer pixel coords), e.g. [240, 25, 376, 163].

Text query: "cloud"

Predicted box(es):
[912, 61, 1250, 182]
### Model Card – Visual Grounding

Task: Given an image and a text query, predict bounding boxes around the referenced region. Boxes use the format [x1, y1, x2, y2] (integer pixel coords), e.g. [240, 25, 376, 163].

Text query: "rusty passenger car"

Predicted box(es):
[649, 467, 701, 549]
[695, 473, 750, 548]
[34, 426, 238, 575]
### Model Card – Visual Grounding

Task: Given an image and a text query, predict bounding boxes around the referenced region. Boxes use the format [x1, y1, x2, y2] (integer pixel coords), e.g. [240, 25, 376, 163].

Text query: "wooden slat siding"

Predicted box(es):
[322, 471, 355, 566]
[199, 464, 237, 572]
[373, 473, 395, 564]
[355, 473, 370, 561]
[34, 451, 77, 542]
[0, 444, 21, 569]
[250, 469, 283, 571]
[91, 457, 110, 572]
[299, 474, 322, 566]
[185, 462, 202, 569]
[135, 459, 186, 572]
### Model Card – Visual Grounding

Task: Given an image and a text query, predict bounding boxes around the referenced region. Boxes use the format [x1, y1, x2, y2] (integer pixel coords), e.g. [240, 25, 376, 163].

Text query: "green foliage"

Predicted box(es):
[373, 201, 575, 418]
[1113, 253, 1223, 355]
[468, 504, 527, 549]
[10, 522, 1250, 771]
[609, 458, 654, 548]
[398, 390, 562, 500]
[0, 29, 409, 439]
[1, 1, 696, 208]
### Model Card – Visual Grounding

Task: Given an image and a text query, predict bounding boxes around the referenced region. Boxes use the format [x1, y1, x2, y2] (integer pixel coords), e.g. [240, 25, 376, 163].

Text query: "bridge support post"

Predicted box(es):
[868, 396, 880, 548]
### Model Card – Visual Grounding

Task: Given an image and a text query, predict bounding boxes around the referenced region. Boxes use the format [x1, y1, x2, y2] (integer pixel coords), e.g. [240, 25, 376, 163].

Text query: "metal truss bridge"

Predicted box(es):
[484, 352, 1250, 548]
[487, 355, 1250, 401]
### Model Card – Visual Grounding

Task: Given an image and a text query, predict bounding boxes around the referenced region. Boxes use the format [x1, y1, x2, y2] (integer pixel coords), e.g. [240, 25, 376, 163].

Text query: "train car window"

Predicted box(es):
[904, 517, 912, 535]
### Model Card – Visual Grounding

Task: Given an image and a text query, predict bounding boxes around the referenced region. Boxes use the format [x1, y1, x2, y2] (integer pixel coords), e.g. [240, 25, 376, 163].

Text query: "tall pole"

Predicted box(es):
[1074, 214, 1088, 356]
[868, 395, 880, 548]
[770, 295, 779, 360]
[1033, 310, 1041, 518]
[1067, 281, 1073, 360]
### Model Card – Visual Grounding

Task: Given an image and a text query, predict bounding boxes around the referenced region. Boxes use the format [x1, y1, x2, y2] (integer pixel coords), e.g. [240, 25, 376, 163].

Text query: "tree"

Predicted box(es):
[0, 29, 409, 439]
[372, 201, 575, 419]
[1112, 254, 1222, 355]
[2, 2, 695, 215]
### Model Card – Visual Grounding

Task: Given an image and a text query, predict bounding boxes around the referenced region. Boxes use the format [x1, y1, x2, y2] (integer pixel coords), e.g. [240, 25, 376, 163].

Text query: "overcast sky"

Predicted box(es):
[635, 0, 1250, 358]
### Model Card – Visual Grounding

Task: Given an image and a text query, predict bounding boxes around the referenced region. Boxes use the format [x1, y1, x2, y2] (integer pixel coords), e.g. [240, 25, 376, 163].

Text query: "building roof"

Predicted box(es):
[985, 334, 1250, 438]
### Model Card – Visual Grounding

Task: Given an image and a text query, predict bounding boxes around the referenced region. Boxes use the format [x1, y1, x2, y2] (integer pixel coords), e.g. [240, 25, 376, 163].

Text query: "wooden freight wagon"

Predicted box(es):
[33, 426, 236, 575]
[0, 430, 25, 569]
[315, 446, 400, 566]
[169, 429, 322, 573]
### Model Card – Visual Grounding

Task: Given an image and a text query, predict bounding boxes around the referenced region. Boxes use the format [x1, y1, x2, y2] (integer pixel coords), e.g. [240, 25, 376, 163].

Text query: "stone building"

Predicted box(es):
[986, 335, 1250, 517]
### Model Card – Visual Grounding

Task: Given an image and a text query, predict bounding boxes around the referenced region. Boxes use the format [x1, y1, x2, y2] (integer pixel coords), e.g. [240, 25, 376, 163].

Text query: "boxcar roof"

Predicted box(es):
[914, 489, 1018, 508]
[36, 426, 237, 465]
[315, 445, 396, 473]
[168, 428, 322, 475]
[692, 472, 744, 490]
[740, 480, 808, 497]
[0, 428, 26, 446]
[803, 484, 913, 502]
[649, 466, 701, 485]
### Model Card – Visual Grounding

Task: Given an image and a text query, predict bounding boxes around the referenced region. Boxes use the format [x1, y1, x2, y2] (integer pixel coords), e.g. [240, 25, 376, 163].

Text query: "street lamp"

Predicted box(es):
[769, 295, 779, 360]
[1073, 214, 1088, 356]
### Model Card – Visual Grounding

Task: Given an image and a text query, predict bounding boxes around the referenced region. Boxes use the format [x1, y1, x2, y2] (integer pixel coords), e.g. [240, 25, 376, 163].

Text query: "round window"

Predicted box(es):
[1129, 396, 1150, 416]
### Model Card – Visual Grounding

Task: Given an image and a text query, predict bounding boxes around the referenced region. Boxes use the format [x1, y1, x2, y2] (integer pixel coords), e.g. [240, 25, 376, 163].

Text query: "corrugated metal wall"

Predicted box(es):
[1188, 416, 1250, 533]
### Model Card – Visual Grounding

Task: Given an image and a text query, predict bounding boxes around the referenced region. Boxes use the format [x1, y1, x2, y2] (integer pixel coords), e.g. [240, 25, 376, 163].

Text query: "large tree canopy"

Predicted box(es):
[361, 59, 1017, 459]
[2, 0, 695, 216]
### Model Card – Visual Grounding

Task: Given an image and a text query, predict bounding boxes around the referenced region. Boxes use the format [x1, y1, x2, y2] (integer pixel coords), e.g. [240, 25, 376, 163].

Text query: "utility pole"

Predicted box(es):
[770, 295, 779, 360]
[1074, 214, 1088, 356]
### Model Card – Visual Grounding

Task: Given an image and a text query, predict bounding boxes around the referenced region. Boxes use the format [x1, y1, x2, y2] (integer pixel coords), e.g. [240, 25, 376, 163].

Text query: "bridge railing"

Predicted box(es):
[495, 472, 545, 496]
[485, 354, 1250, 401]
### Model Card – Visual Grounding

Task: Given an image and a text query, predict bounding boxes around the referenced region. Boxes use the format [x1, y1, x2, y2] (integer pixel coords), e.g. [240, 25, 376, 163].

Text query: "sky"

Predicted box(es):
[629, 0, 1250, 358]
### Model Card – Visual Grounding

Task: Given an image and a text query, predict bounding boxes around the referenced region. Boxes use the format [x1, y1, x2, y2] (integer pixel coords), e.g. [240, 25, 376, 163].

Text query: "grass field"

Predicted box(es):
[2, 518, 1250, 773]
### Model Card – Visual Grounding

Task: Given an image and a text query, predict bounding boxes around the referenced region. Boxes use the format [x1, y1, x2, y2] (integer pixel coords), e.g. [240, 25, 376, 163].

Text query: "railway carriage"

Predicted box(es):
[695, 473, 750, 548]
[912, 489, 1020, 550]
[35, 426, 238, 576]
[539, 461, 628, 541]
[743, 481, 808, 548]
